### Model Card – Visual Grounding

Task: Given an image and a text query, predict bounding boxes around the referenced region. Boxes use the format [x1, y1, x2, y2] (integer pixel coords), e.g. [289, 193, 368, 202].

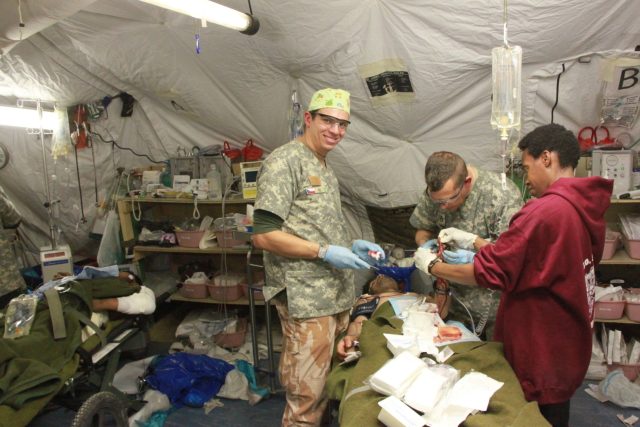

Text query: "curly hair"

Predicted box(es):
[424, 151, 468, 192]
[517, 124, 580, 169]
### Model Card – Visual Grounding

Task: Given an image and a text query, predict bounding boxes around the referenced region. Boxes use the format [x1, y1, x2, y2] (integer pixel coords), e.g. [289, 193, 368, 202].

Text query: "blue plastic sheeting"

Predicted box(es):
[374, 265, 416, 292]
[235, 359, 269, 401]
[145, 353, 234, 407]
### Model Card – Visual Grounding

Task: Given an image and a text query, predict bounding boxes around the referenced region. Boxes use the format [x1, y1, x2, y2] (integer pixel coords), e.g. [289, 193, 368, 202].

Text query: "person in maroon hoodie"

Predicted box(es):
[415, 123, 613, 427]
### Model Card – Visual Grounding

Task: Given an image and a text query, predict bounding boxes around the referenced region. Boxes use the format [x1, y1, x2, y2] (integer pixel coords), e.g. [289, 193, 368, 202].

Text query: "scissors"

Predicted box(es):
[578, 126, 613, 152]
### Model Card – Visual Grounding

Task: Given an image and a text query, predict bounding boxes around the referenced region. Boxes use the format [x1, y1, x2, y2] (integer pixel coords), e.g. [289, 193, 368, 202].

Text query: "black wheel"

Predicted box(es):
[71, 391, 128, 427]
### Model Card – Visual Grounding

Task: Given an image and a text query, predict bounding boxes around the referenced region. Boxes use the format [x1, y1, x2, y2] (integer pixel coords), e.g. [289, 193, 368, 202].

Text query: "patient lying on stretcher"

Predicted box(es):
[336, 275, 454, 360]
[0, 267, 158, 411]
[49, 267, 156, 341]
[51, 267, 155, 316]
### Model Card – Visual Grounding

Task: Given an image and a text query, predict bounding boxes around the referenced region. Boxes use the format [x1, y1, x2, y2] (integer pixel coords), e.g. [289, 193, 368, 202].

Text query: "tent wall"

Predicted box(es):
[0, 1, 638, 260]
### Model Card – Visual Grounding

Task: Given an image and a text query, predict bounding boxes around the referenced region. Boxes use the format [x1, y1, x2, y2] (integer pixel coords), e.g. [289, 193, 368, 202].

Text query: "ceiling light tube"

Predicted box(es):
[138, 0, 260, 35]
[0, 105, 57, 129]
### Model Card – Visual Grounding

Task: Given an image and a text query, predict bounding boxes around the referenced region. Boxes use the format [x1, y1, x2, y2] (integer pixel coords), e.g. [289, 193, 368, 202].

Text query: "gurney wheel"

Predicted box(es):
[71, 391, 128, 427]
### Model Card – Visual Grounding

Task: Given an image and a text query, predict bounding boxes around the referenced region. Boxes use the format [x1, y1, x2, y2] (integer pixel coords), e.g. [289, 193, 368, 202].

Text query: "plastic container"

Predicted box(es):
[179, 282, 208, 299]
[241, 271, 265, 300]
[594, 300, 625, 320]
[625, 301, 640, 322]
[602, 232, 621, 260]
[175, 230, 205, 248]
[207, 274, 245, 301]
[215, 230, 246, 248]
[214, 317, 248, 348]
[606, 363, 640, 381]
[205, 163, 222, 200]
[240, 282, 265, 301]
[621, 234, 640, 259]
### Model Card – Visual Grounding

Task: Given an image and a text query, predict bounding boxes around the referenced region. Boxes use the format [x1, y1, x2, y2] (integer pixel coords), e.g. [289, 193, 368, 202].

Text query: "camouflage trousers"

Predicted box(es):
[447, 284, 500, 340]
[274, 299, 349, 427]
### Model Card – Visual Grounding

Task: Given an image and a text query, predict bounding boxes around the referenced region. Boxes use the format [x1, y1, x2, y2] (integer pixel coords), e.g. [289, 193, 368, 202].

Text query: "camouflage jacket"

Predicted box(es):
[0, 186, 26, 298]
[255, 140, 354, 318]
[409, 168, 522, 240]
[409, 169, 522, 336]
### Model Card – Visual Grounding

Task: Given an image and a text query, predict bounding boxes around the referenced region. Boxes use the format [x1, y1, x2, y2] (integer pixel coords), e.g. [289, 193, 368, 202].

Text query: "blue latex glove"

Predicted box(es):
[324, 245, 372, 269]
[351, 239, 386, 265]
[442, 249, 476, 264]
[420, 239, 438, 251]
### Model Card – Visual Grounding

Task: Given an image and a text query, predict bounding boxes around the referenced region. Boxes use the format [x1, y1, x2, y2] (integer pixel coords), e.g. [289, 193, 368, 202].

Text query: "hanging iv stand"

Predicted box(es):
[20, 99, 59, 249]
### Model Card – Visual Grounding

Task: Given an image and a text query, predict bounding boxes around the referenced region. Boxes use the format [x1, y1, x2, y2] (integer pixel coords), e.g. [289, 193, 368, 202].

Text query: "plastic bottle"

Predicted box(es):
[206, 163, 222, 200]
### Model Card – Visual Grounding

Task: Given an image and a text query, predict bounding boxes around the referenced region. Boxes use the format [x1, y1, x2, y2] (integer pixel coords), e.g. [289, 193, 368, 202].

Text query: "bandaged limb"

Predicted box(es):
[116, 286, 156, 314]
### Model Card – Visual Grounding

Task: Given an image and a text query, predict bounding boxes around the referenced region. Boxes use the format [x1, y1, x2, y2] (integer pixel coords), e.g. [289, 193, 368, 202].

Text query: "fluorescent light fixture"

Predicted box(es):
[0, 105, 57, 129]
[138, 0, 260, 35]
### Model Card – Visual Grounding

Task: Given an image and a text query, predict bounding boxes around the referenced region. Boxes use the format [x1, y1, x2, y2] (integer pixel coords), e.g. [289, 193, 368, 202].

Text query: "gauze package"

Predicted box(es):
[377, 395, 425, 427]
[368, 351, 426, 398]
[384, 333, 420, 357]
[402, 310, 437, 341]
[403, 364, 459, 413]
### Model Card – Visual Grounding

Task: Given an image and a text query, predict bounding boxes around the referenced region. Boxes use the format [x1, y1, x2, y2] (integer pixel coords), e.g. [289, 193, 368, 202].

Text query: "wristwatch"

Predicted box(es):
[428, 256, 443, 275]
[317, 244, 329, 259]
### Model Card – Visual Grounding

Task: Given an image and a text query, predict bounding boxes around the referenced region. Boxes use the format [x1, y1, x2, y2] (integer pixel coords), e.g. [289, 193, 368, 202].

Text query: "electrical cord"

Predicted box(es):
[125, 172, 142, 221]
[550, 63, 565, 124]
[452, 294, 477, 337]
[451, 290, 494, 337]
[192, 196, 200, 220]
[90, 130, 164, 164]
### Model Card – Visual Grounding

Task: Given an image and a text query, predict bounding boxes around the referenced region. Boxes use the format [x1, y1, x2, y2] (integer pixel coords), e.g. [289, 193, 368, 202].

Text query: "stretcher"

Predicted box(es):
[0, 277, 159, 427]
[326, 301, 551, 427]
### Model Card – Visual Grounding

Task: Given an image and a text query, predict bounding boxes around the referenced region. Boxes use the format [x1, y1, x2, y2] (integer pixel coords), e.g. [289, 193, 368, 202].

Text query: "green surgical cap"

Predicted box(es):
[308, 88, 350, 115]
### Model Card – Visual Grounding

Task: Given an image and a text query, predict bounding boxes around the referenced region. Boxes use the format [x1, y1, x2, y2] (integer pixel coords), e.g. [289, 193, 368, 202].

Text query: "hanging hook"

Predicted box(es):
[502, 0, 510, 48]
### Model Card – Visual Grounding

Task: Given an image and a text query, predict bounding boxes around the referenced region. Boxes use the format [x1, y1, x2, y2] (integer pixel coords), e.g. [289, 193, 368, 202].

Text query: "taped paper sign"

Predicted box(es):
[359, 59, 415, 106]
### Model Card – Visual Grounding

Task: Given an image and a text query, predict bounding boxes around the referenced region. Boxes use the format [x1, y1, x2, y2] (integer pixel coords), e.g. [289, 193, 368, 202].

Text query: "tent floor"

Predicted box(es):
[28, 376, 640, 427]
[27, 302, 640, 427]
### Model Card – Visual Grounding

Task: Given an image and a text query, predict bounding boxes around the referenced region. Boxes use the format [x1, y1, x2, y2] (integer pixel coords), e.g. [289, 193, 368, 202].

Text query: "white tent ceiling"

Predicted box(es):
[0, 0, 639, 260]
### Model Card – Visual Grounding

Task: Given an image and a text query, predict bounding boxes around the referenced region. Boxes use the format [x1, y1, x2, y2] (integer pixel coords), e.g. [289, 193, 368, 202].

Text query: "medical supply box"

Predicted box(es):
[214, 317, 248, 348]
[176, 230, 205, 248]
[207, 274, 244, 301]
[602, 232, 621, 260]
[621, 234, 640, 259]
[594, 300, 625, 320]
[179, 281, 208, 299]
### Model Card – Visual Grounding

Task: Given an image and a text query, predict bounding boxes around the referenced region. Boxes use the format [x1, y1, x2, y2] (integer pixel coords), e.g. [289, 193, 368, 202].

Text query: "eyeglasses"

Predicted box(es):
[317, 113, 350, 131]
[428, 184, 464, 205]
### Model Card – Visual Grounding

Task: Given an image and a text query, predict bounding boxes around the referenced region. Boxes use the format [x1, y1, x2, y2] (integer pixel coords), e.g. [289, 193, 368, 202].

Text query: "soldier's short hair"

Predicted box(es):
[425, 152, 468, 192]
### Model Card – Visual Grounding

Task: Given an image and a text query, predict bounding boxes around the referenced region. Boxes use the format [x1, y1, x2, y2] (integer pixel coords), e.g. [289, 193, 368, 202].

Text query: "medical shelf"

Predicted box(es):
[595, 198, 640, 330]
[599, 250, 640, 265]
[170, 293, 264, 306]
[132, 245, 257, 256]
[609, 199, 640, 204]
[116, 195, 258, 304]
[118, 195, 254, 204]
[595, 315, 637, 324]
[116, 194, 277, 390]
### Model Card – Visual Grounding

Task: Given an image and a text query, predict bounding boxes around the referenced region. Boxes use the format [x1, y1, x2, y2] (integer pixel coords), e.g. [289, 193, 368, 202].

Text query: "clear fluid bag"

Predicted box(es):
[491, 45, 522, 139]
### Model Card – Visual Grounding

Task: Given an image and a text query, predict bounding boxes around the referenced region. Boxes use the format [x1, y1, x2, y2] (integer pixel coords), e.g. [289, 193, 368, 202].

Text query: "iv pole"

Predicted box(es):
[20, 99, 58, 249]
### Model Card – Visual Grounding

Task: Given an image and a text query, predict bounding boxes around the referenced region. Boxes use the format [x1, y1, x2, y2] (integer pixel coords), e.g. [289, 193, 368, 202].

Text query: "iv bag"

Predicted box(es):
[288, 90, 303, 141]
[491, 45, 522, 139]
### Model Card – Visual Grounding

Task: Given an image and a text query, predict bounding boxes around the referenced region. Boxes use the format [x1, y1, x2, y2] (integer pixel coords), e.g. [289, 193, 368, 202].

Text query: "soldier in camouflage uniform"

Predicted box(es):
[0, 185, 26, 306]
[252, 88, 383, 427]
[410, 152, 522, 339]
